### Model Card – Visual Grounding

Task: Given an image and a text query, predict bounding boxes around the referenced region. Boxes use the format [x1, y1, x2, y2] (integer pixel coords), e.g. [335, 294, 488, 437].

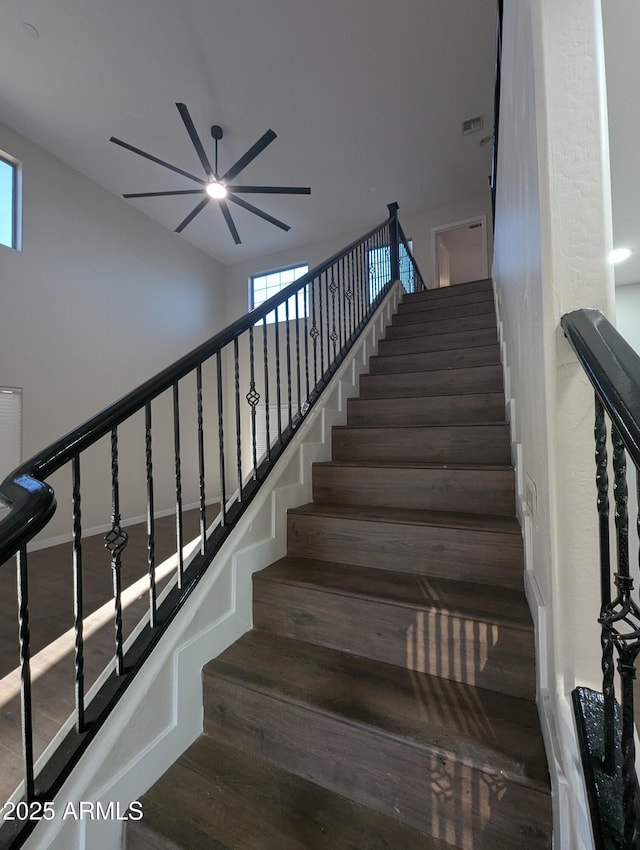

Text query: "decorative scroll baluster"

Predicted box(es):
[337, 257, 345, 353]
[196, 365, 206, 553]
[145, 402, 157, 627]
[216, 351, 227, 525]
[234, 337, 243, 499]
[263, 316, 271, 461]
[318, 271, 325, 376]
[285, 297, 292, 426]
[303, 285, 310, 404]
[72, 455, 85, 731]
[310, 282, 319, 389]
[330, 268, 338, 359]
[345, 262, 354, 342]
[173, 384, 184, 586]
[105, 427, 128, 674]
[246, 327, 260, 477]
[16, 546, 34, 801]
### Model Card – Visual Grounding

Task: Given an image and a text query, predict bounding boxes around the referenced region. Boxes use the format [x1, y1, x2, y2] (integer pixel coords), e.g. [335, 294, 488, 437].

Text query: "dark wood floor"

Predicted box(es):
[0, 508, 206, 805]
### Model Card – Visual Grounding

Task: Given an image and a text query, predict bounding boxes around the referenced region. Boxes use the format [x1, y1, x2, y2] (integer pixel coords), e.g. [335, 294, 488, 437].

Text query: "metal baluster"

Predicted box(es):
[196, 365, 206, 553]
[274, 311, 283, 442]
[145, 402, 157, 627]
[594, 396, 615, 773]
[263, 316, 271, 461]
[216, 351, 227, 526]
[105, 427, 128, 674]
[72, 455, 85, 731]
[318, 271, 325, 378]
[247, 326, 260, 477]
[295, 288, 301, 417]
[173, 384, 184, 586]
[285, 297, 292, 426]
[16, 546, 35, 801]
[234, 337, 243, 499]
[358, 243, 365, 324]
[337, 256, 345, 354]
[346, 254, 354, 341]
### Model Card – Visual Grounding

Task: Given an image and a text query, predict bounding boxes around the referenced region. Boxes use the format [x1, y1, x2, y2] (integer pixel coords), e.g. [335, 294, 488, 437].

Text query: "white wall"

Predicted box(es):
[0, 123, 227, 540]
[493, 1, 614, 846]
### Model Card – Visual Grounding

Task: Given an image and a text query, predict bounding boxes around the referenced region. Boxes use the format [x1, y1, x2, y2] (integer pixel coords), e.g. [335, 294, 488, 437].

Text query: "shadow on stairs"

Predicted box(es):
[127, 278, 552, 850]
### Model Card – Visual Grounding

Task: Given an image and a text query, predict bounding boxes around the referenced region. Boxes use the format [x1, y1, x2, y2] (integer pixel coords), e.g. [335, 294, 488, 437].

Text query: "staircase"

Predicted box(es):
[127, 278, 552, 850]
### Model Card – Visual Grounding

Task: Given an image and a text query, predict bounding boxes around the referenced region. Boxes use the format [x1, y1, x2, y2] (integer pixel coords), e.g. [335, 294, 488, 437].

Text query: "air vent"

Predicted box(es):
[462, 116, 483, 135]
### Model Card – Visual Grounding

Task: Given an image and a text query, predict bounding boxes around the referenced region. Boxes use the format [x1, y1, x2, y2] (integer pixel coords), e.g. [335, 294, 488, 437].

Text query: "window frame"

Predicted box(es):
[0, 150, 22, 251]
[249, 262, 309, 324]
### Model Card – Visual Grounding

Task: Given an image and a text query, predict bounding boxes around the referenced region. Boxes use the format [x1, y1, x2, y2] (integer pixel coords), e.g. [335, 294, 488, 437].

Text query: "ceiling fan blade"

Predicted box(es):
[226, 185, 311, 195]
[123, 189, 205, 198]
[176, 102, 214, 179]
[222, 130, 277, 182]
[227, 194, 291, 232]
[218, 200, 241, 245]
[110, 137, 205, 185]
[175, 197, 210, 233]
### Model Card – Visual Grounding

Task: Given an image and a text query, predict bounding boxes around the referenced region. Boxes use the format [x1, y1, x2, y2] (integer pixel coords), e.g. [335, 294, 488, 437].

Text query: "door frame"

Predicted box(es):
[431, 214, 488, 288]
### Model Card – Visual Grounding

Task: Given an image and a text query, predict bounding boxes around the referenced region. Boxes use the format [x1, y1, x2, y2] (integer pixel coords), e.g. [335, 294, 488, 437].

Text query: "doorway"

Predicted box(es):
[432, 216, 488, 288]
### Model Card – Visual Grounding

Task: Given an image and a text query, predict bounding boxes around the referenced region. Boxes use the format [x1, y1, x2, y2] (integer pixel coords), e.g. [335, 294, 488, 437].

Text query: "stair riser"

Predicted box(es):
[254, 580, 533, 698]
[393, 301, 494, 324]
[203, 677, 549, 849]
[359, 365, 504, 399]
[369, 344, 500, 375]
[347, 393, 506, 426]
[377, 327, 498, 357]
[331, 425, 511, 464]
[287, 514, 524, 590]
[409, 279, 492, 301]
[385, 313, 497, 337]
[313, 465, 515, 515]
[397, 291, 494, 315]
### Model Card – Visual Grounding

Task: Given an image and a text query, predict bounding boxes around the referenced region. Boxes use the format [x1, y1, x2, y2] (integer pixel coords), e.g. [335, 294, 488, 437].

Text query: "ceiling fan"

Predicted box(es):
[110, 102, 310, 245]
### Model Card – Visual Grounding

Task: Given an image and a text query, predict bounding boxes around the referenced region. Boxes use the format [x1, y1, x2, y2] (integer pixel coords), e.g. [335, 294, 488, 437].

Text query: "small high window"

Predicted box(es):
[250, 264, 309, 324]
[0, 152, 21, 250]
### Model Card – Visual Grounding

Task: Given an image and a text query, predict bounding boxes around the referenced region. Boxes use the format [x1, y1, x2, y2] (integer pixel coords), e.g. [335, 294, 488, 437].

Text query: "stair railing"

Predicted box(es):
[0, 204, 425, 847]
[562, 308, 640, 849]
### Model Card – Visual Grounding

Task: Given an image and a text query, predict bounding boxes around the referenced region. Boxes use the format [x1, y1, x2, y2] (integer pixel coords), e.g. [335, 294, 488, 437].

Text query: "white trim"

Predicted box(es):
[430, 214, 488, 288]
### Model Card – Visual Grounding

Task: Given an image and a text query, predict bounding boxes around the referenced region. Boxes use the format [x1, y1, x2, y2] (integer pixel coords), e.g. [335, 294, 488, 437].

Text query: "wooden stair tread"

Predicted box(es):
[288, 501, 522, 534]
[255, 557, 533, 630]
[206, 630, 549, 792]
[315, 459, 513, 471]
[130, 736, 447, 850]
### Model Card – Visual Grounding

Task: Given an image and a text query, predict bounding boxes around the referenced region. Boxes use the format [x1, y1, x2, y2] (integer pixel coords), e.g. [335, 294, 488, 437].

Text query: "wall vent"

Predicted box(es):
[462, 116, 483, 135]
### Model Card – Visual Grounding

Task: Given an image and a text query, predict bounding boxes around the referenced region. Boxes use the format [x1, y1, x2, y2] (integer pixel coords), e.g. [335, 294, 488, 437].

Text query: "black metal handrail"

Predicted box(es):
[0, 205, 425, 847]
[562, 308, 640, 849]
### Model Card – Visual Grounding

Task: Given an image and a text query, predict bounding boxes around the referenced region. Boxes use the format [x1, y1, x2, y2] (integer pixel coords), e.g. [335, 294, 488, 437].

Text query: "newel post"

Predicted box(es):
[387, 201, 400, 282]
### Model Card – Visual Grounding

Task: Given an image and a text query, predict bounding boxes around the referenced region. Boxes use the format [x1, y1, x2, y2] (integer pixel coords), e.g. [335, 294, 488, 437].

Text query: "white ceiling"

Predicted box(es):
[0, 0, 496, 265]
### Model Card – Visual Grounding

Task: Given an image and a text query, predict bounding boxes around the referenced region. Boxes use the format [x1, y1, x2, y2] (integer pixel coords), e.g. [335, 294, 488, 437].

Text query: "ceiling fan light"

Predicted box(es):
[206, 180, 227, 200]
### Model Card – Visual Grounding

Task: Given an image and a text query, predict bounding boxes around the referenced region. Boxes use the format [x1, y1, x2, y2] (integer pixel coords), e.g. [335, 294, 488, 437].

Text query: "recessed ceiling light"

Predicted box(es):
[610, 247, 632, 264]
[369, 185, 378, 193]
[479, 135, 493, 147]
[22, 22, 39, 39]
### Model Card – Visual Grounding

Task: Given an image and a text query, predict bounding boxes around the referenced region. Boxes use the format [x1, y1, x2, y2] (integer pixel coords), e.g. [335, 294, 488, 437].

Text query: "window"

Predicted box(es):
[250, 264, 309, 324]
[0, 388, 22, 480]
[0, 152, 21, 250]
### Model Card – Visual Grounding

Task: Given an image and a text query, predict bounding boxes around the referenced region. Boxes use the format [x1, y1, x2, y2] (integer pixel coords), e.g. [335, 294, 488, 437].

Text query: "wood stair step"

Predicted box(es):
[312, 460, 516, 516]
[377, 326, 498, 357]
[252, 558, 535, 698]
[347, 392, 506, 426]
[369, 343, 501, 375]
[393, 300, 495, 324]
[407, 279, 493, 302]
[127, 736, 446, 850]
[385, 312, 497, 337]
[397, 290, 494, 315]
[203, 631, 551, 848]
[287, 503, 524, 589]
[359, 364, 504, 398]
[331, 423, 511, 464]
